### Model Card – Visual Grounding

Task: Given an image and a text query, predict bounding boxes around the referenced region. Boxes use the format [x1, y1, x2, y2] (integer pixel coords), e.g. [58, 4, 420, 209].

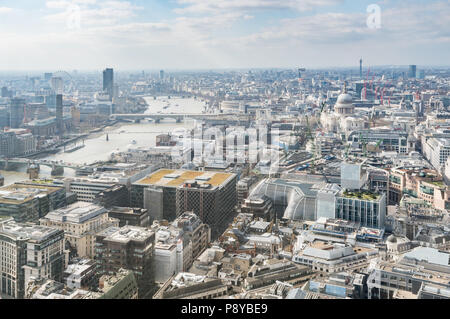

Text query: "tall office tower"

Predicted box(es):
[408, 65, 417, 79]
[103, 68, 114, 101]
[159, 70, 164, 81]
[56, 94, 63, 136]
[9, 98, 25, 128]
[359, 58, 363, 79]
[51, 77, 64, 94]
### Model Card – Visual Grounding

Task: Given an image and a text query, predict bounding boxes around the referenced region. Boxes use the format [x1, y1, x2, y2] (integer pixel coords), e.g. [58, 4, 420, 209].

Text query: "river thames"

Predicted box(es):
[0, 96, 207, 186]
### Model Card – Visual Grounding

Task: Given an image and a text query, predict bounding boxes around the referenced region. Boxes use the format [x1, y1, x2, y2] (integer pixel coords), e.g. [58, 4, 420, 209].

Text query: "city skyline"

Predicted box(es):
[0, 0, 449, 70]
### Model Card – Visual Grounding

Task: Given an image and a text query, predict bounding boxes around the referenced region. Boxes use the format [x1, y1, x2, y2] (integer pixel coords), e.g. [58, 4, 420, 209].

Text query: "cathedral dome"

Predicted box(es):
[337, 93, 353, 105]
[334, 92, 354, 115]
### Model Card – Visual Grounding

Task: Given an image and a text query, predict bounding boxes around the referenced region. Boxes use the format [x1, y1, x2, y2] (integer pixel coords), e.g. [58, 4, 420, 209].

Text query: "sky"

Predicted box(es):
[0, 0, 449, 71]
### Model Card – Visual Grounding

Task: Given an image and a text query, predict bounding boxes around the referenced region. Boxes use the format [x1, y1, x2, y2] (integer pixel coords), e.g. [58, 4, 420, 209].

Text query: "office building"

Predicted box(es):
[95, 225, 155, 298]
[408, 65, 417, 79]
[423, 137, 450, 171]
[293, 241, 378, 274]
[9, 98, 25, 128]
[103, 68, 114, 101]
[173, 212, 210, 264]
[107, 207, 150, 227]
[28, 177, 128, 204]
[0, 183, 66, 222]
[131, 169, 237, 239]
[241, 195, 275, 221]
[151, 212, 210, 284]
[348, 129, 411, 154]
[252, 178, 386, 229]
[40, 201, 119, 258]
[367, 247, 450, 299]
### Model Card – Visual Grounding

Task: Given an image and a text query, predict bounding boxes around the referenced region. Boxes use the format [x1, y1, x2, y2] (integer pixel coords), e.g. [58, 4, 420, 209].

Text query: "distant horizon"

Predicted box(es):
[0, 1, 449, 70]
[0, 64, 449, 75]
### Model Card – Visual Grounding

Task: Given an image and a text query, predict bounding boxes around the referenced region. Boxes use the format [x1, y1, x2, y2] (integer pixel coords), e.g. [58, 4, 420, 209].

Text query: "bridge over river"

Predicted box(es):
[110, 112, 252, 124]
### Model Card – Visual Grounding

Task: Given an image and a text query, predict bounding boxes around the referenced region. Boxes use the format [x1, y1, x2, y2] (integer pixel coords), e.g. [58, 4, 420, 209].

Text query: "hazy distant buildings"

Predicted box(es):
[9, 98, 25, 128]
[51, 77, 64, 94]
[103, 68, 114, 101]
[408, 65, 417, 79]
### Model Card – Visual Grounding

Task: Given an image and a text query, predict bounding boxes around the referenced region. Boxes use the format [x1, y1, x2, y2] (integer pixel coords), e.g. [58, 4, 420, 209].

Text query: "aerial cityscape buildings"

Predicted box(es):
[0, 0, 449, 307]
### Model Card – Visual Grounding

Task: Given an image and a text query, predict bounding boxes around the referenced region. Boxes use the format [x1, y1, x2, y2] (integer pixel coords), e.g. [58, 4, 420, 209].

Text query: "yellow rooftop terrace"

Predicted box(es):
[134, 169, 234, 188]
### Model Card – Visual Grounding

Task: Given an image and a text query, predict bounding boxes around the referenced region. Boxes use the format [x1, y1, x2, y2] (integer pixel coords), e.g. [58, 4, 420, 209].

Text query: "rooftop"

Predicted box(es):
[97, 225, 154, 243]
[43, 201, 107, 224]
[0, 183, 62, 205]
[133, 169, 234, 188]
[0, 220, 61, 242]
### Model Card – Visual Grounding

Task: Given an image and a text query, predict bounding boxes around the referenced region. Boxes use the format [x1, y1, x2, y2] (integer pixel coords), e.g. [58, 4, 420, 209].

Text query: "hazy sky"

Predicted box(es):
[0, 0, 449, 70]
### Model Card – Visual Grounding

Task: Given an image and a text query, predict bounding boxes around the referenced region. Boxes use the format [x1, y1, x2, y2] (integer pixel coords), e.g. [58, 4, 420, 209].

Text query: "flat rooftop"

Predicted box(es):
[98, 225, 154, 243]
[0, 220, 61, 241]
[133, 169, 234, 188]
[0, 183, 62, 205]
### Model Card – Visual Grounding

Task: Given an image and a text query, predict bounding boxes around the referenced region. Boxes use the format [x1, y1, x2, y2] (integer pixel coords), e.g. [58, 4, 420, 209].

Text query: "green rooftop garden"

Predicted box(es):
[427, 181, 445, 188]
[342, 190, 379, 201]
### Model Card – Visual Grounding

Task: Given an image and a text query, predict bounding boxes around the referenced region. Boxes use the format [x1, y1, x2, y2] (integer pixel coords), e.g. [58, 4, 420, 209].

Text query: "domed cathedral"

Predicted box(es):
[334, 84, 355, 116]
[320, 84, 360, 135]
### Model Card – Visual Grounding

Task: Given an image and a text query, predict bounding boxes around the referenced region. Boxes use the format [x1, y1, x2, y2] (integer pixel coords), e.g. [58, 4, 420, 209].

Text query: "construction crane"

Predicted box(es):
[298, 68, 306, 83]
[380, 80, 391, 105]
[344, 143, 351, 159]
[359, 132, 368, 157]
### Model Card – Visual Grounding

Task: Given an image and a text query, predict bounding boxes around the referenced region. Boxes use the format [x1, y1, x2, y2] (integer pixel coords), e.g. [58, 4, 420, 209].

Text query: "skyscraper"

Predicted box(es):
[103, 68, 114, 101]
[159, 70, 164, 81]
[9, 98, 25, 128]
[408, 65, 417, 79]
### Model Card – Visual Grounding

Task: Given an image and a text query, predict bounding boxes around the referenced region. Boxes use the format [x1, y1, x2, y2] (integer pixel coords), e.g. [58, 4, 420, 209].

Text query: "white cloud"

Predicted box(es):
[174, 0, 343, 14]
[0, 7, 13, 14]
[44, 0, 142, 27]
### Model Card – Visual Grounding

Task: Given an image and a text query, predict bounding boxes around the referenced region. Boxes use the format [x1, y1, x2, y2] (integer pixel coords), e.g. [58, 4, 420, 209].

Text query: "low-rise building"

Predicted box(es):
[63, 258, 98, 290]
[367, 246, 450, 299]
